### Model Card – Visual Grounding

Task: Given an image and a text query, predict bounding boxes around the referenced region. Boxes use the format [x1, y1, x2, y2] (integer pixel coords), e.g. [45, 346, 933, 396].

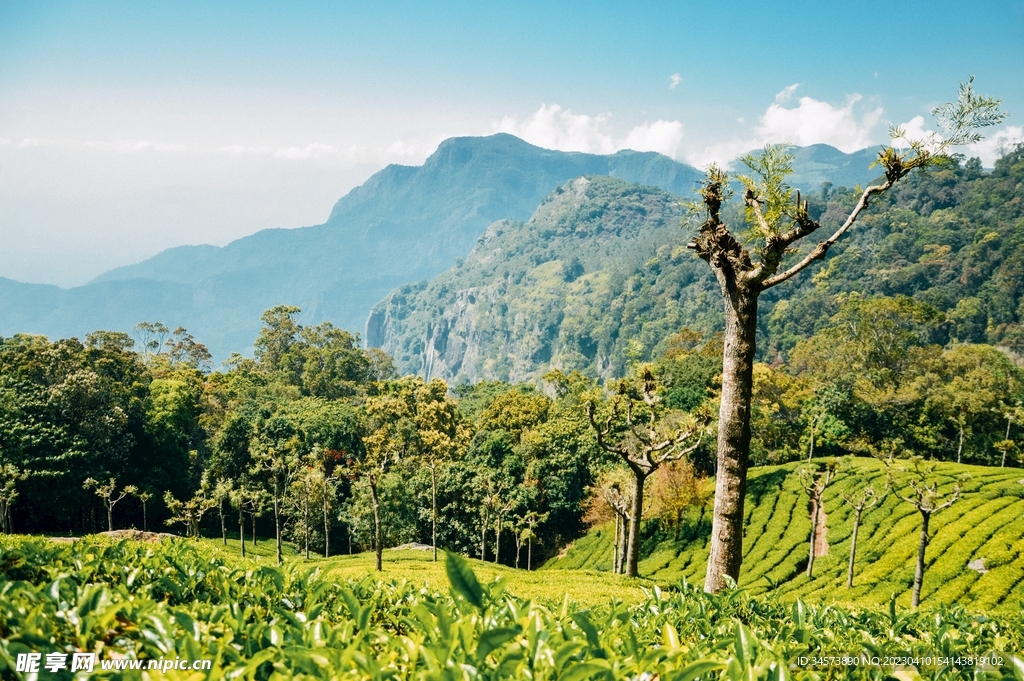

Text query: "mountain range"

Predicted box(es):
[0, 135, 881, 360]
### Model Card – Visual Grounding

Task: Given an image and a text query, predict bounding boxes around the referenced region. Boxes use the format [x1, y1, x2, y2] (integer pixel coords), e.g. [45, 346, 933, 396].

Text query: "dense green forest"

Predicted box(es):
[1, 147, 1023, 575]
[371, 146, 1024, 384]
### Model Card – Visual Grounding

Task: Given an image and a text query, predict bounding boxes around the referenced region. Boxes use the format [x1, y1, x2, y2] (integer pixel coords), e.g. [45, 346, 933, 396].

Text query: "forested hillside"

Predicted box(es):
[0, 136, 882, 360]
[369, 147, 1024, 382]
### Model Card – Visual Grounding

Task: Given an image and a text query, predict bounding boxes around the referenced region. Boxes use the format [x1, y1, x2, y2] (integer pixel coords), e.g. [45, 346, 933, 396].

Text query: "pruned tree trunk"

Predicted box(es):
[369, 478, 383, 571]
[625, 471, 647, 577]
[912, 511, 930, 608]
[480, 507, 488, 561]
[704, 291, 757, 592]
[323, 488, 330, 559]
[612, 514, 620, 574]
[273, 478, 283, 566]
[494, 515, 501, 564]
[142, 502, 147, 532]
[107, 505, 113, 532]
[956, 423, 964, 464]
[431, 464, 438, 562]
[239, 509, 246, 558]
[528, 536, 533, 571]
[846, 507, 862, 588]
[252, 514, 257, 546]
[807, 497, 819, 578]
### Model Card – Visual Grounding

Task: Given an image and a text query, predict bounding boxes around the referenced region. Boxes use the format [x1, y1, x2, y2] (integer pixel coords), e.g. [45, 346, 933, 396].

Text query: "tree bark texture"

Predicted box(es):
[846, 508, 862, 588]
[370, 478, 383, 571]
[704, 289, 758, 592]
[912, 511, 930, 607]
[625, 471, 647, 577]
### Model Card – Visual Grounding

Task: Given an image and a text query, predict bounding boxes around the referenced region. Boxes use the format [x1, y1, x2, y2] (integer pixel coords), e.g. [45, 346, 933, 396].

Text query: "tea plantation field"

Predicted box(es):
[547, 458, 1024, 614]
[2, 537, 1023, 680]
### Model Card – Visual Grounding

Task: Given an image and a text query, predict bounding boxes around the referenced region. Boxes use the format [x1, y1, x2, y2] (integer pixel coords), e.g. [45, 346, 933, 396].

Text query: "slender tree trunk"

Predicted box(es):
[912, 511, 930, 608]
[239, 509, 246, 558]
[220, 501, 227, 545]
[808, 428, 815, 463]
[431, 464, 438, 562]
[956, 423, 964, 464]
[515, 539, 521, 569]
[704, 289, 758, 593]
[1002, 416, 1012, 467]
[846, 507, 862, 588]
[303, 484, 310, 560]
[480, 507, 488, 561]
[323, 488, 330, 559]
[252, 513, 257, 546]
[107, 504, 113, 532]
[625, 471, 646, 577]
[142, 502, 147, 532]
[528, 537, 532, 571]
[806, 496, 819, 578]
[612, 514, 620, 574]
[274, 479, 282, 566]
[348, 523, 353, 555]
[369, 478, 383, 571]
[494, 515, 501, 564]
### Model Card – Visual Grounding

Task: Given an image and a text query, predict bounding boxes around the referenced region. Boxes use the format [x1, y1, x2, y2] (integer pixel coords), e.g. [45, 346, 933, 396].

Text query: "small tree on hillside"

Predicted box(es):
[130, 489, 153, 532]
[797, 460, 839, 579]
[0, 463, 28, 534]
[891, 458, 964, 607]
[251, 426, 302, 566]
[688, 79, 1004, 592]
[213, 479, 233, 545]
[83, 477, 137, 532]
[164, 485, 216, 539]
[841, 479, 887, 588]
[587, 367, 704, 577]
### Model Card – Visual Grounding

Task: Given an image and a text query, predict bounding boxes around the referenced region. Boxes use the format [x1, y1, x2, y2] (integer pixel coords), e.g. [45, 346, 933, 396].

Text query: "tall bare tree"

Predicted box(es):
[588, 367, 703, 577]
[688, 79, 1004, 592]
[892, 459, 964, 607]
[841, 481, 886, 588]
[797, 460, 838, 579]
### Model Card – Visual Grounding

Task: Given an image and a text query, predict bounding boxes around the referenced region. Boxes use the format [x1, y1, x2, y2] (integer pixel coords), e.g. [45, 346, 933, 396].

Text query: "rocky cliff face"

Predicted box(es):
[366, 176, 718, 384]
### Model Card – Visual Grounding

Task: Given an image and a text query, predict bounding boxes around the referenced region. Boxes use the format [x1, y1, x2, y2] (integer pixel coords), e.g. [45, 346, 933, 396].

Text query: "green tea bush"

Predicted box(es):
[1, 538, 1023, 680]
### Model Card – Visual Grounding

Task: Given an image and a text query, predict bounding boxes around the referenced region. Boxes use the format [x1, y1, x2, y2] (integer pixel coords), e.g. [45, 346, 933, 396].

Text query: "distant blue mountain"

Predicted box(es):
[0, 135, 879, 360]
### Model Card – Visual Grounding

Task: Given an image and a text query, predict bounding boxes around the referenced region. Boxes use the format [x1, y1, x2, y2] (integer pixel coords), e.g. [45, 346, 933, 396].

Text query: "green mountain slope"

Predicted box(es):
[0, 136, 880, 360]
[0, 135, 704, 358]
[369, 146, 1024, 381]
[545, 458, 1024, 613]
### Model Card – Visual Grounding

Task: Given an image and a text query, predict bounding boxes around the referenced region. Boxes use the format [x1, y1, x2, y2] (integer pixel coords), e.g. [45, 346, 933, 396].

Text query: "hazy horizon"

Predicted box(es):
[2, 1, 1022, 287]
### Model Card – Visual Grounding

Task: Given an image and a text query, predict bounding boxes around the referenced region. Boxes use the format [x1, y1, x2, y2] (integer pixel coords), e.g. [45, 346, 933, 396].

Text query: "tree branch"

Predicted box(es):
[760, 179, 892, 289]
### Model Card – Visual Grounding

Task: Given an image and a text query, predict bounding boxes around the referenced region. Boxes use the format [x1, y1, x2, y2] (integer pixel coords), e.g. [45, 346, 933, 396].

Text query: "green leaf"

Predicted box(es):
[476, 627, 519, 660]
[570, 612, 601, 650]
[560, 660, 611, 681]
[444, 551, 484, 610]
[670, 659, 726, 681]
[1010, 655, 1024, 681]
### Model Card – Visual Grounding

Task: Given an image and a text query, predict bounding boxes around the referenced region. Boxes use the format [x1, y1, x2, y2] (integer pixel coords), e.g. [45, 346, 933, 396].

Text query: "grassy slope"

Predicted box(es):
[193, 539, 653, 609]
[546, 458, 1024, 613]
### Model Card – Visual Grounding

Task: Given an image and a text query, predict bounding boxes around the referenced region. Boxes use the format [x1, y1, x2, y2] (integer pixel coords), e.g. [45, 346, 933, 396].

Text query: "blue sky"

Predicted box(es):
[1, 0, 1022, 285]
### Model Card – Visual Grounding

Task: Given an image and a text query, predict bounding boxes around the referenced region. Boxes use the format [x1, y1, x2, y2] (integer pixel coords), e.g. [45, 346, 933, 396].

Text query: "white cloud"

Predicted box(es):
[495, 103, 685, 158]
[623, 120, 684, 157]
[775, 83, 799, 103]
[669, 73, 682, 90]
[689, 91, 884, 167]
[758, 93, 882, 151]
[967, 125, 1024, 166]
[496, 103, 617, 154]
